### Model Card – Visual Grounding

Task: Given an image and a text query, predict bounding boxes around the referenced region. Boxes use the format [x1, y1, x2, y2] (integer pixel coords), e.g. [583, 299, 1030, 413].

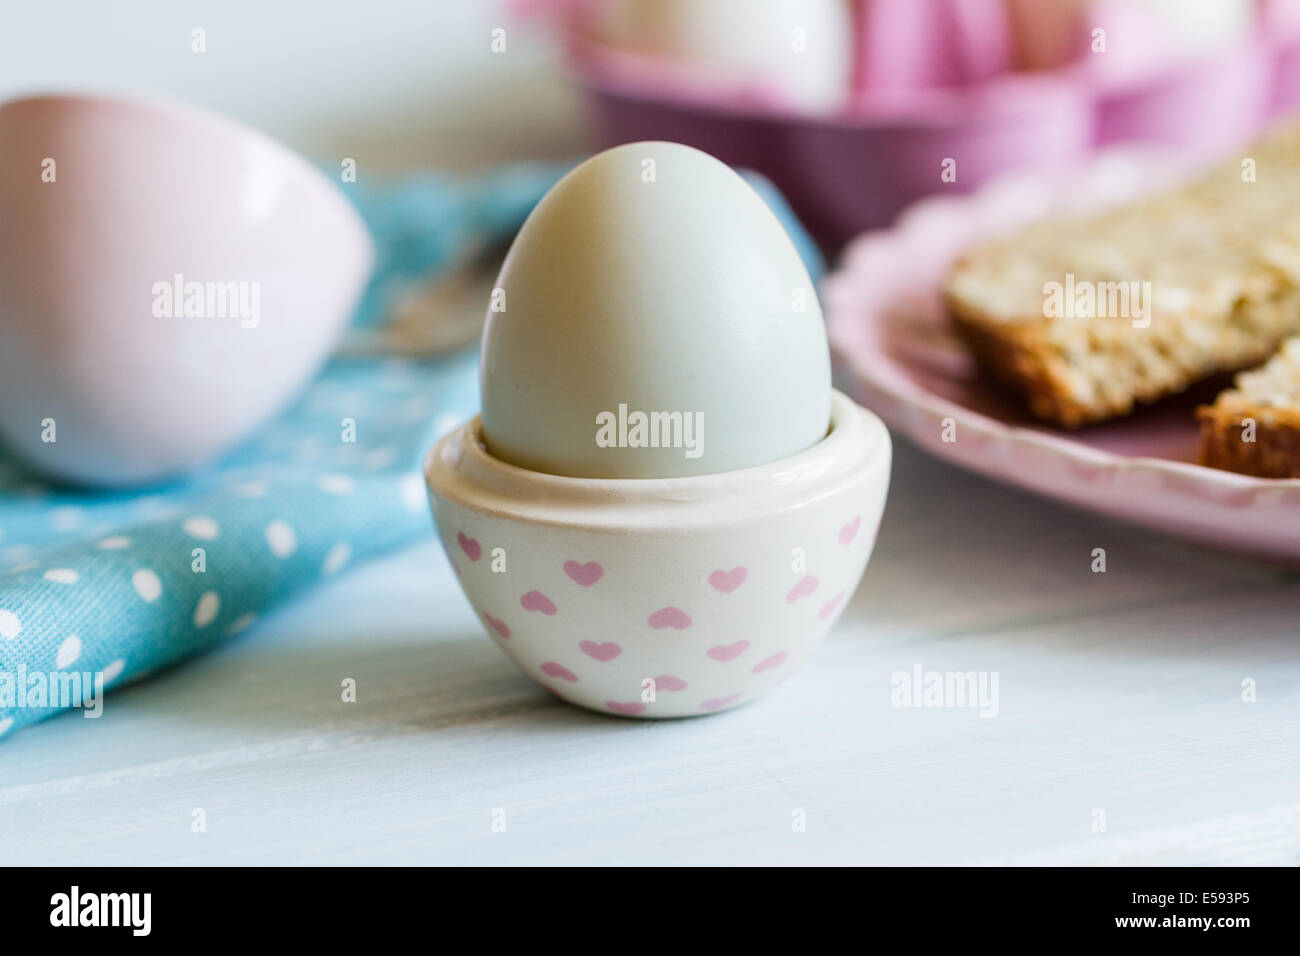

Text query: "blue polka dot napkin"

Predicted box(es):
[0, 161, 822, 739]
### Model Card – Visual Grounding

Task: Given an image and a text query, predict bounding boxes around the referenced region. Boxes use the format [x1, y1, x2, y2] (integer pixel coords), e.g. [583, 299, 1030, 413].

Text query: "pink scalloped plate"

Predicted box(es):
[824, 151, 1300, 565]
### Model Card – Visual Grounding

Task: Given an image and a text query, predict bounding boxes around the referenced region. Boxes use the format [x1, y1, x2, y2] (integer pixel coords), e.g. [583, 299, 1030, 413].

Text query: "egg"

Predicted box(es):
[594, 0, 852, 110]
[479, 141, 831, 480]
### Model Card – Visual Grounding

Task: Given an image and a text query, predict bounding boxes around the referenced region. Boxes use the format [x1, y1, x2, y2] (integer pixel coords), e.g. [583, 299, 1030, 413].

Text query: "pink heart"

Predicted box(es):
[520, 590, 557, 615]
[540, 661, 578, 682]
[457, 531, 481, 562]
[606, 700, 646, 716]
[654, 674, 688, 692]
[484, 613, 511, 639]
[564, 560, 604, 587]
[785, 575, 819, 603]
[701, 693, 741, 711]
[818, 591, 846, 620]
[648, 606, 691, 630]
[708, 566, 748, 594]
[707, 640, 749, 662]
[839, 515, 861, 546]
[580, 640, 621, 662]
[752, 651, 788, 674]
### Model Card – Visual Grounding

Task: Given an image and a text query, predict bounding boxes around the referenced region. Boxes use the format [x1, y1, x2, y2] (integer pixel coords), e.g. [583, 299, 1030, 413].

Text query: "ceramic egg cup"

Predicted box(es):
[425, 390, 891, 718]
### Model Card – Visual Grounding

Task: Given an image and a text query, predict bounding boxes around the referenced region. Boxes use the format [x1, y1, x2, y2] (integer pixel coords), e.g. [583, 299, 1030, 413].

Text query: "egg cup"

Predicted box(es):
[424, 390, 891, 718]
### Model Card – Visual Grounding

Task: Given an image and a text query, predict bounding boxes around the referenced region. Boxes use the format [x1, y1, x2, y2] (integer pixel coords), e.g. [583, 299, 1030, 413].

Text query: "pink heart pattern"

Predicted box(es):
[647, 606, 692, 630]
[707, 640, 749, 662]
[443, 490, 877, 718]
[457, 532, 482, 562]
[520, 590, 557, 615]
[752, 651, 788, 674]
[580, 640, 621, 662]
[564, 560, 604, 587]
[786, 575, 819, 604]
[838, 515, 861, 546]
[541, 661, 578, 682]
[606, 700, 647, 716]
[708, 566, 748, 594]
[818, 591, 846, 620]
[701, 694, 741, 711]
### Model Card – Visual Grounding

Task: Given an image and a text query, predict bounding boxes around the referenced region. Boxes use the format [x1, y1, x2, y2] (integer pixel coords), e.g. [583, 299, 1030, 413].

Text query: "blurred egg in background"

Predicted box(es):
[591, 0, 853, 110]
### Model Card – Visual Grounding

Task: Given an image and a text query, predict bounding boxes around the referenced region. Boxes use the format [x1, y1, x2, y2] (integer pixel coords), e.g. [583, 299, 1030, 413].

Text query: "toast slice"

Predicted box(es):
[1197, 336, 1300, 478]
[946, 124, 1300, 428]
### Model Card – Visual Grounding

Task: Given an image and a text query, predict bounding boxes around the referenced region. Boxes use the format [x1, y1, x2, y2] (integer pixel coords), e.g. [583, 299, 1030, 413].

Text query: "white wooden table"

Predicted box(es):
[4, 440, 1298, 866]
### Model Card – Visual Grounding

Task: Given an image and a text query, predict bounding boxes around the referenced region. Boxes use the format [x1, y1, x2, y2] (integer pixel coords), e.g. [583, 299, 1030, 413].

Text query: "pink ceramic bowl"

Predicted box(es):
[555, 12, 1291, 247]
[572, 38, 1093, 247]
[0, 93, 373, 486]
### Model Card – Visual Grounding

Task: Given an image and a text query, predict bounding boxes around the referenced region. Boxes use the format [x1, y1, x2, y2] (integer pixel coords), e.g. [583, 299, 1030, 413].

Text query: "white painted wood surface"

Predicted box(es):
[3, 441, 1298, 866]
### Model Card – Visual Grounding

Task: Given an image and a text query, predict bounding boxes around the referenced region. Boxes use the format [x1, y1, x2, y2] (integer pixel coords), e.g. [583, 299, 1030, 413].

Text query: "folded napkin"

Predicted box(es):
[0, 162, 822, 739]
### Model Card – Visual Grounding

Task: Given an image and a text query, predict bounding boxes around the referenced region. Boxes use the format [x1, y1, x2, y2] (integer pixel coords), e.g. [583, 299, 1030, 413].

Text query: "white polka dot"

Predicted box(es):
[132, 569, 162, 602]
[265, 520, 297, 558]
[55, 634, 82, 669]
[182, 516, 220, 540]
[96, 536, 132, 550]
[50, 506, 84, 532]
[318, 473, 356, 496]
[193, 591, 220, 628]
[0, 609, 21, 640]
[0, 716, 12, 736]
[364, 446, 397, 471]
[232, 481, 269, 498]
[433, 412, 465, 437]
[397, 397, 427, 423]
[43, 568, 78, 585]
[227, 613, 258, 636]
[400, 473, 426, 512]
[2, 544, 33, 564]
[133, 496, 180, 520]
[101, 658, 125, 685]
[8, 561, 39, 576]
[295, 437, 325, 460]
[322, 542, 352, 576]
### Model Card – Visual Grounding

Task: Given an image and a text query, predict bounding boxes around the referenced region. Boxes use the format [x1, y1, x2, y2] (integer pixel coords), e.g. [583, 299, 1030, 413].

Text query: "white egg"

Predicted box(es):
[480, 141, 830, 480]
[595, 0, 852, 110]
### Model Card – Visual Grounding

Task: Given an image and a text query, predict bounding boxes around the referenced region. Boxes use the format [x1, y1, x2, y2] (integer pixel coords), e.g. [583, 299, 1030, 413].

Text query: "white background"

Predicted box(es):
[1, 0, 584, 170]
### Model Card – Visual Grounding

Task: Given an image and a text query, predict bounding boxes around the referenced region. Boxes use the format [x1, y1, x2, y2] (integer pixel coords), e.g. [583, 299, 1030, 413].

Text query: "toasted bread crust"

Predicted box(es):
[945, 122, 1300, 431]
[1195, 337, 1300, 477]
[1196, 404, 1300, 478]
